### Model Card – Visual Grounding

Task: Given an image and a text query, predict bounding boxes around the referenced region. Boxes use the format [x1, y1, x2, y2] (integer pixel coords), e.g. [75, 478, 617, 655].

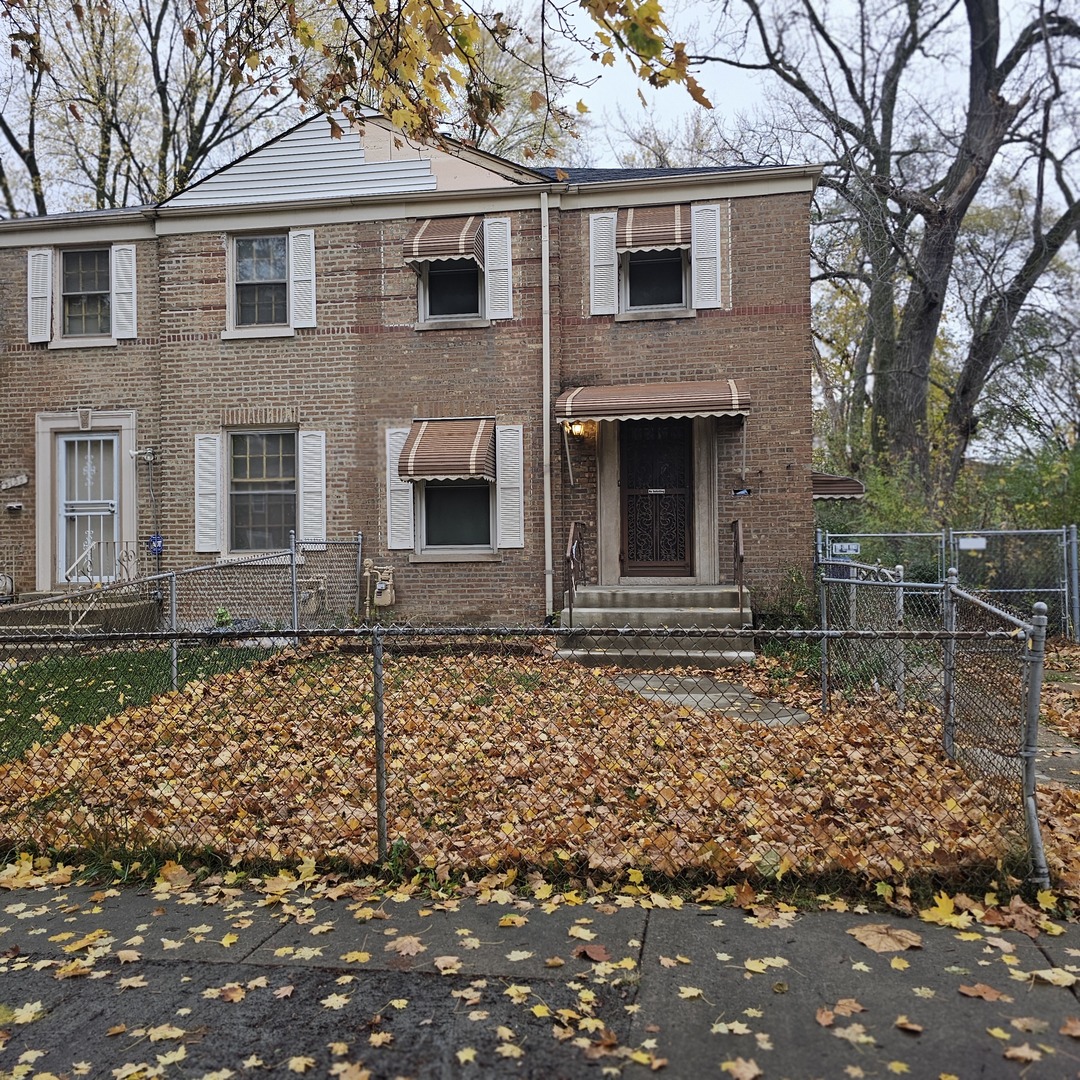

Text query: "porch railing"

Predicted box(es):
[564, 521, 586, 627]
[64, 540, 142, 585]
[731, 518, 744, 595]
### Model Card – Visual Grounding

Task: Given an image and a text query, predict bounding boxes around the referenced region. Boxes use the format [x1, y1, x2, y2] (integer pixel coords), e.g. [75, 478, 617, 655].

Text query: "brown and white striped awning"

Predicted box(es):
[811, 472, 865, 500]
[616, 205, 692, 251]
[556, 380, 749, 423]
[398, 418, 497, 482]
[403, 216, 485, 267]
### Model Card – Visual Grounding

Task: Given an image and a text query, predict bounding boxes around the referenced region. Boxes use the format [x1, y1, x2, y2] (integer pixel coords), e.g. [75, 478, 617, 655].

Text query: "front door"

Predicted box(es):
[620, 418, 693, 575]
[57, 433, 119, 582]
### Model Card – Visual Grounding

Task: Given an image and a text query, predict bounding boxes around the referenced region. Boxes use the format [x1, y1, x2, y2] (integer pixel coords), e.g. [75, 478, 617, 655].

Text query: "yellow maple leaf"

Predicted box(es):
[456, 1047, 478, 1064]
[288, 1056, 316, 1072]
[678, 986, 704, 999]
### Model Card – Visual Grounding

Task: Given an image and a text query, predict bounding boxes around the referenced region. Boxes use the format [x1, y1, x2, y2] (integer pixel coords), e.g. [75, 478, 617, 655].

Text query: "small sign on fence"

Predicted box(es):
[956, 535, 988, 551]
[831, 542, 861, 556]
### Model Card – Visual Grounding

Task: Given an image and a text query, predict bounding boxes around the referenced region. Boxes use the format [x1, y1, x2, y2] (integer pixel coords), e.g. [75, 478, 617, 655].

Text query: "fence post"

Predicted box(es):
[289, 530, 300, 634]
[373, 625, 389, 863]
[893, 565, 906, 710]
[355, 530, 364, 624]
[1069, 524, 1079, 643]
[819, 567, 829, 712]
[1023, 602, 1050, 889]
[169, 572, 178, 692]
[942, 568, 957, 760]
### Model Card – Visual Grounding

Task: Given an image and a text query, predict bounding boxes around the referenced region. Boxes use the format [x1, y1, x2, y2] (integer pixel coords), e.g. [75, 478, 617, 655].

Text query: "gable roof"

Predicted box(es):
[534, 166, 753, 183]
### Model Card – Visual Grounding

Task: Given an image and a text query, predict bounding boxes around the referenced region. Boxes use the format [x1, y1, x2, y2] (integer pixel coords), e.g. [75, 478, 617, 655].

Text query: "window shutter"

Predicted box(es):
[289, 228, 317, 328]
[194, 434, 222, 552]
[297, 430, 326, 550]
[386, 427, 414, 550]
[27, 248, 53, 343]
[495, 424, 525, 549]
[483, 217, 513, 320]
[691, 204, 723, 310]
[589, 213, 618, 316]
[111, 244, 137, 339]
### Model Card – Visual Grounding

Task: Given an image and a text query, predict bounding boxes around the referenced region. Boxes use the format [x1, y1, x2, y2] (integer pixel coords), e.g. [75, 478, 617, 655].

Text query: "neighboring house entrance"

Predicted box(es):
[620, 418, 692, 575]
[58, 433, 118, 582]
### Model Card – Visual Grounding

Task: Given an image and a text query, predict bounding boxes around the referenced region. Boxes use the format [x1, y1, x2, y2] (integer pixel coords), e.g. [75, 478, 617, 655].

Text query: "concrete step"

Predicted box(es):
[556, 645, 756, 671]
[567, 585, 748, 611]
[562, 607, 749, 630]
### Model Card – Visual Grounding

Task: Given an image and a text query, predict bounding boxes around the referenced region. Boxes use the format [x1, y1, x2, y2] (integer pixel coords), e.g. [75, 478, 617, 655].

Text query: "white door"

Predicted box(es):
[58, 433, 119, 582]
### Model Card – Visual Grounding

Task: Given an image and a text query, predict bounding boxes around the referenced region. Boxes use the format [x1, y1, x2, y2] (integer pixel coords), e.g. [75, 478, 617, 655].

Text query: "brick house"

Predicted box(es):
[0, 113, 821, 628]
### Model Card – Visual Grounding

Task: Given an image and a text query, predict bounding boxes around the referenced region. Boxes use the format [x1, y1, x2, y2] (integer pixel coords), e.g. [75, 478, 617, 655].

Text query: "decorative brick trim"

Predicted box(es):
[221, 405, 300, 427]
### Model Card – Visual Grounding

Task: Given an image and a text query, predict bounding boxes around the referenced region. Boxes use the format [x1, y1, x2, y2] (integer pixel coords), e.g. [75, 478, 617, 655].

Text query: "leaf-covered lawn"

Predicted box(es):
[0, 641, 1022, 884]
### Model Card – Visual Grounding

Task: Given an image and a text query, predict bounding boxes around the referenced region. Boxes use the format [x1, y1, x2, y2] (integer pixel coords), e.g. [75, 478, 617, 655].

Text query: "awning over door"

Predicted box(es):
[616, 205, 692, 250]
[556, 380, 749, 422]
[811, 472, 865, 500]
[398, 418, 497, 482]
[403, 216, 485, 266]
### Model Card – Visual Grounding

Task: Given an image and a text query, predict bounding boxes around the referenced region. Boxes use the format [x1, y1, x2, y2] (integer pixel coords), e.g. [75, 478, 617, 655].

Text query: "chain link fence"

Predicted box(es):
[0, 600, 1053, 889]
[818, 526, 1080, 639]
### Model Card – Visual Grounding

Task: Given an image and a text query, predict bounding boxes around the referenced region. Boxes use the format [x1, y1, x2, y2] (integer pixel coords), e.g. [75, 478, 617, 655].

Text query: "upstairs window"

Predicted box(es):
[27, 244, 137, 346]
[62, 249, 112, 336]
[589, 204, 724, 317]
[223, 228, 316, 337]
[404, 216, 513, 325]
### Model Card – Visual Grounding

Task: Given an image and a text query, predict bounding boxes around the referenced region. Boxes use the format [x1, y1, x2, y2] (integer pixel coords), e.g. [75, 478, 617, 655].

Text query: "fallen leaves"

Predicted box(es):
[846, 924, 922, 953]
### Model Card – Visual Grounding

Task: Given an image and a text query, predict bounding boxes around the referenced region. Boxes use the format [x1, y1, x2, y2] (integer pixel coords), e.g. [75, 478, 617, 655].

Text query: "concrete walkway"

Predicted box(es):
[1, 880, 1079, 1077]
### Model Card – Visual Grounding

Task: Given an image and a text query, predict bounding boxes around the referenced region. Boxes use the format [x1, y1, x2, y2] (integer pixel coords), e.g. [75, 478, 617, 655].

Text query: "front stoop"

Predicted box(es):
[558, 584, 754, 669]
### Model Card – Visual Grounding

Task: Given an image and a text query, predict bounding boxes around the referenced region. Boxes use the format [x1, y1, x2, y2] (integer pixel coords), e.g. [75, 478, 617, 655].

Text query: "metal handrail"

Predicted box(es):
[731, 518, 744, 597]
[64, 540, 140, 584]
[564, 521, 586, 627]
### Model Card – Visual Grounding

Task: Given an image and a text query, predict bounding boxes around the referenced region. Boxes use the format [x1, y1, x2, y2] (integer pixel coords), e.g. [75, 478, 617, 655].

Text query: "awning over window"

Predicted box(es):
[811, 472, 865, 500]
[556, 380, 749, 423]
[398, 418, 497, 482]
[616, 205, 692, 251]
[403, 216, 485, 267]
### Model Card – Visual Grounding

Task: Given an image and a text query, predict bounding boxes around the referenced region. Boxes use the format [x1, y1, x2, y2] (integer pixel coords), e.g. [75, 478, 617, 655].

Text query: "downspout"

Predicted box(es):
[541, 191, 554, 615]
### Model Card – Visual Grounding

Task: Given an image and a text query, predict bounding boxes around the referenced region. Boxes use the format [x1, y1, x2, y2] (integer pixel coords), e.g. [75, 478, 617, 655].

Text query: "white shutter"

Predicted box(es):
[589, 213, 618, 315]
[111, 244, 137, 339]
[297, 430, 326, 549]
[194, 433, 222, 553]
[495, 424, 525, 549]
[27, 248, 53, 343]
[691, 204, 723, 310]
[289, 228, 316, 328]
[483, 217, 513, 320]
[386, 427, 414, 550]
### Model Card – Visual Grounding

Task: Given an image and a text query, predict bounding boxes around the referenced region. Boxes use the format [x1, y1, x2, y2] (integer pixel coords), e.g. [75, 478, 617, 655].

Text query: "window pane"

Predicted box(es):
[235, 236, 288, 326]
[627, 250, 685, 308]
[230, 431, 296, 550]
[236, 236, 287, 282]
[427, 259, 481, 317]
[425, 482, 491, 546]
[237, 283, 288, 326]
[62, 250, 111, 336]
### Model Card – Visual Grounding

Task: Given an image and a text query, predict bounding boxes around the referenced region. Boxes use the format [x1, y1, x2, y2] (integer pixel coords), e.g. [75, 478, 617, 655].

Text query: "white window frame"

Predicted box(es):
[27, 244, 137, 348]
[386, 424, 524, 559]
[222, 227, 316, 340]
[619, 248, 691, 313]
[194, 428, 326, 557]
[417, 479, 496, 554]
[415, 217, 513, 328]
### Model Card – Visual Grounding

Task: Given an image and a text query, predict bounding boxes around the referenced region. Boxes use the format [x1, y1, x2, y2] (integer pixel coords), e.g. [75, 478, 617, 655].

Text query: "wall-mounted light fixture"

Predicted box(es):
[5, 503, 23, 513]
[565, 421, 585, 437]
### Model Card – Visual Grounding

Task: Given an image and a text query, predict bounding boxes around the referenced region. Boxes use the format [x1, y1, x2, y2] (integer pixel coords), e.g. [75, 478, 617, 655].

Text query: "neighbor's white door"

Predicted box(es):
[57, 433, 119, 581]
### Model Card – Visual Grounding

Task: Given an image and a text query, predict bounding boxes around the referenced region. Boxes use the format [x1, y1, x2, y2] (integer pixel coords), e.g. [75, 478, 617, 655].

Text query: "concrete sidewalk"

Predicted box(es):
[1, 880, 1079, 1078]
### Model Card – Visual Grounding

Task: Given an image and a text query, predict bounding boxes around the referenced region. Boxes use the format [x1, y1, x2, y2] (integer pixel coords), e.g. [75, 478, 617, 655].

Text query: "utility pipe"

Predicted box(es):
[541, 191, 554, 615]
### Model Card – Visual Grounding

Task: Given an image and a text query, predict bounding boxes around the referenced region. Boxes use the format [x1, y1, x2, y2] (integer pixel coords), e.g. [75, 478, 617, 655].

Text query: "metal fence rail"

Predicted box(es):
[0, 614, 1051, 888]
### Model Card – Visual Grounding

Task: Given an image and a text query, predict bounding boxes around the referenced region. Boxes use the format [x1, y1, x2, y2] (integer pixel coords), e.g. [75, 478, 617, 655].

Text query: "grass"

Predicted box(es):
[0, 644, 270, 763]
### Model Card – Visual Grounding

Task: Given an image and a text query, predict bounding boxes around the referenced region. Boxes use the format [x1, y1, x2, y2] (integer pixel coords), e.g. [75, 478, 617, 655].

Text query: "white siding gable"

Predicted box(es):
[167, 118, 438, 208]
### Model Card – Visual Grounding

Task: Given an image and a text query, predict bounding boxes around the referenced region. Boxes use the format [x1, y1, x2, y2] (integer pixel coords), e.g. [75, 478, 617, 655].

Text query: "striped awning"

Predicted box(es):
[556, 380, 749, 423]
[811, 472, 865, 500]
[403, 216, 485, 267]
[398, 418, 497, 482]
[616, 205, 692, 251]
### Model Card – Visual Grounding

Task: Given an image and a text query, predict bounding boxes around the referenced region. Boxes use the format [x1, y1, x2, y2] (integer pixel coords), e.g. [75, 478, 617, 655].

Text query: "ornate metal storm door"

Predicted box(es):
[620, 418, 693, 574]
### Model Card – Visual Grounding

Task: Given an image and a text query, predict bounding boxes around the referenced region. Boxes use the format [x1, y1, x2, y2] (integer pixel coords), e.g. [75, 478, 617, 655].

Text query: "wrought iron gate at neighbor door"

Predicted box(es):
[620, 418, 692, 574]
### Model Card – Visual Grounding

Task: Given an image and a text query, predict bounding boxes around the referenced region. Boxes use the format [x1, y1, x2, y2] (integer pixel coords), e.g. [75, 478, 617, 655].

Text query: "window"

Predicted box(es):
[194, 429, 326, 555]
[229, 431, 296, 551]
[589, 204, 723, 317]
[27, 244, 137, 346]
[62, 249, 111, 336]
[223, 228, 315, 337]
[386, 422, 524, 556]
[422, 258, 482, 319]
[404, 216, 513, 325]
